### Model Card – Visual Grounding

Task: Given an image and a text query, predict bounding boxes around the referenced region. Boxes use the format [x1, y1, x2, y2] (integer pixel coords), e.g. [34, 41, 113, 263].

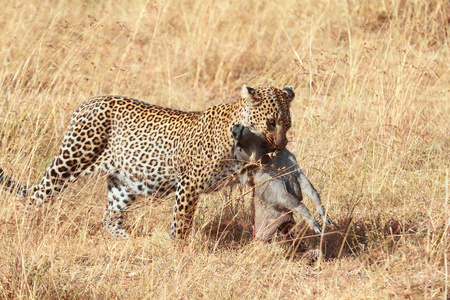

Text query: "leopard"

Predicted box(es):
[0, 85, 294, 239]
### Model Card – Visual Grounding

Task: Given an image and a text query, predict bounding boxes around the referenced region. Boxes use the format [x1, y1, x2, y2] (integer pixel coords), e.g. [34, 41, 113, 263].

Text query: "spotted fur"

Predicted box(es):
[0, 85, 294, 239]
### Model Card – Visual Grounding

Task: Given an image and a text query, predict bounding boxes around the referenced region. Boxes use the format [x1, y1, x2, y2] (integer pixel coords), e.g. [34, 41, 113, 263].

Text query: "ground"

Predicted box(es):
[0, 0, 448, 298]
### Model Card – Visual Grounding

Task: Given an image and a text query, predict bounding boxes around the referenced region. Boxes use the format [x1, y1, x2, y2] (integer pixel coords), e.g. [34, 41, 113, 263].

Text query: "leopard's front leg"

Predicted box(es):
[170, 175, 200, 239]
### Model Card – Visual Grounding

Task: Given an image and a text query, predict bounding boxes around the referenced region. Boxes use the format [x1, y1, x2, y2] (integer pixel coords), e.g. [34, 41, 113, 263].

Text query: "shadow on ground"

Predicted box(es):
[200, 211, 438, 260]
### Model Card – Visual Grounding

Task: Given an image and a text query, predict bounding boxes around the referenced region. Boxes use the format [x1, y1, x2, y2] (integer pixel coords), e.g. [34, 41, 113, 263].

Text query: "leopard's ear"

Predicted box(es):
[241, 85, 261, 105]
[282, 86, 295, 103]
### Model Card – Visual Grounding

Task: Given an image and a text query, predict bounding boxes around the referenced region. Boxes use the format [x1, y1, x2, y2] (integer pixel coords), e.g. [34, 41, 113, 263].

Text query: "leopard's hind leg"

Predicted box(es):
[26, 102, 111, 210]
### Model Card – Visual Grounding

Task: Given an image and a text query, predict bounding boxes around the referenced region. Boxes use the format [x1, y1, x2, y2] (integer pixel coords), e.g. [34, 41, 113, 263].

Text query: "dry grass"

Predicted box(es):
[0, 0, 449, 298]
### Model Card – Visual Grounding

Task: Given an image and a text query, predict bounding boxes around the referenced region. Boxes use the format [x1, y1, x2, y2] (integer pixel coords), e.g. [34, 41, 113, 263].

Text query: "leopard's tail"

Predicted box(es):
[0, 168, 29, 198]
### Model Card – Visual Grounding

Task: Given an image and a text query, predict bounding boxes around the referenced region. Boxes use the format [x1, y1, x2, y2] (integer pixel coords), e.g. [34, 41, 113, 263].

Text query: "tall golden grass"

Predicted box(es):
[0, 0, 448, 298]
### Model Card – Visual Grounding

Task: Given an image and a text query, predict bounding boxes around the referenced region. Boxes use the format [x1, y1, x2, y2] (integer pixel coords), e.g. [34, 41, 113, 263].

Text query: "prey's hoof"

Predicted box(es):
[318, 207, 332, 226]
[313, 224, 322, 235]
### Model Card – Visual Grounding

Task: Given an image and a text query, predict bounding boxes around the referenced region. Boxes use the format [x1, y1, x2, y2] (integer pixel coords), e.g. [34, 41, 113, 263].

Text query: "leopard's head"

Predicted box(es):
[240, 85, 294, 150]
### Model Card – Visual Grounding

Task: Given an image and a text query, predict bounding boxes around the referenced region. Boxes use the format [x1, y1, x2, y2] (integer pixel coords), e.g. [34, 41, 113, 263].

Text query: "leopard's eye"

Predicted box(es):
[267, 118, 276, 128]
[285, 120, 291, 129]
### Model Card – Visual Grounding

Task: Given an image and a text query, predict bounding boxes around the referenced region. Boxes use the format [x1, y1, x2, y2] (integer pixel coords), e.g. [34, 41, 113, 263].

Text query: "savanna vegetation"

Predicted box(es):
[0, 0, 448, 298]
